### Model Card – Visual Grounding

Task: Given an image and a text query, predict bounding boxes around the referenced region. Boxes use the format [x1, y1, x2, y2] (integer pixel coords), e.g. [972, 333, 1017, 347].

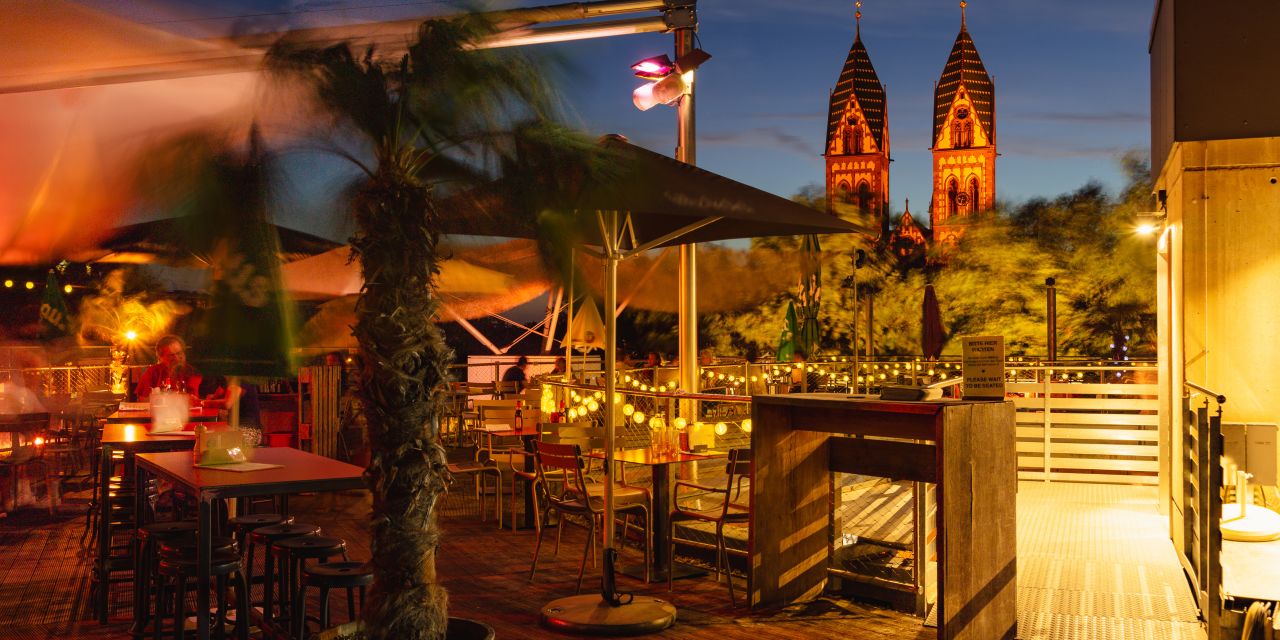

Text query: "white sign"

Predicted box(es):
[962, 335, 1005, 399]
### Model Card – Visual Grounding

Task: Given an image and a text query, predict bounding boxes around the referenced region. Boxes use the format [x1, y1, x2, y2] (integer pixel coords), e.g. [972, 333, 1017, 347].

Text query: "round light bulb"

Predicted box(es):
[2, 280, 10, 288]
[633, 411, 646, 424]
[622, 404, 635, 416]
[614, 393, 623, 404]
[741, 419, 752, 433]
[714, 422, 728, 436]
[587, 399, 599, 412]
[63, 284, 72, 294]
[673, 417, 688, 429]
[24, 281, 34, 290]
[124, 330, 138, 341]
[593, 391, 603, 399]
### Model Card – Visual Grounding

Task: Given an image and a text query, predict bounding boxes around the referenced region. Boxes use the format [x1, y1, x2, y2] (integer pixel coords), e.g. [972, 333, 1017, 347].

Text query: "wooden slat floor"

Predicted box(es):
[0, 482, 932, 640]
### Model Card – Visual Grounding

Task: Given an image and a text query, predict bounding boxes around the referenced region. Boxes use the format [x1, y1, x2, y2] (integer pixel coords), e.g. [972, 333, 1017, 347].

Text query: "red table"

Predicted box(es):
[134, 448, 365, 640]
[583, 447, 725, 580]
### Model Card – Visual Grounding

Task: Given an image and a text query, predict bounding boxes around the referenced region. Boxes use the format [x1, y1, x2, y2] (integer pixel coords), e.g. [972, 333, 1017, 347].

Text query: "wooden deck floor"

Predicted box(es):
[0, 483, 931, 640]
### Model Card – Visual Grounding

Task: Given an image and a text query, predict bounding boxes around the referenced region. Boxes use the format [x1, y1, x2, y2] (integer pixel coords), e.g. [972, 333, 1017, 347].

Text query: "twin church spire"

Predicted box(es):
[824, 2, 996, 248]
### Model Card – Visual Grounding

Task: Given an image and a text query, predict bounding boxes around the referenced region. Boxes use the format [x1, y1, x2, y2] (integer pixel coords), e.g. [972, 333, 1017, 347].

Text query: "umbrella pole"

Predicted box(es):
[540, 210, 675, 634]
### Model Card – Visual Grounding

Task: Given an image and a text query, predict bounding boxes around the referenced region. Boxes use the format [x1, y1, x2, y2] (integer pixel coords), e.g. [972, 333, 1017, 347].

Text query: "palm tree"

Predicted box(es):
[267, 13, 592, 639]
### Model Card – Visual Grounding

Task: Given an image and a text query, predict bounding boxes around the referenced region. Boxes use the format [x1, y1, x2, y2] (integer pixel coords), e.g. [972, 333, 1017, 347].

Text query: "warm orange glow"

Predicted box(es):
[1136, 222, 1159, 236]
[2, 280, 10, 288]
[124, 329, 138, 341]
[32, 436, 44, 446]
[24, 281, 34, 290]
[63, 284, 72, 294]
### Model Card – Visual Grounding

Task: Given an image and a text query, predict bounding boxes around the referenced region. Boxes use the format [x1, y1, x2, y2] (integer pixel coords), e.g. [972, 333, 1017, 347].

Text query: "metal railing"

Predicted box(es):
[1182, 380, 1226, 639]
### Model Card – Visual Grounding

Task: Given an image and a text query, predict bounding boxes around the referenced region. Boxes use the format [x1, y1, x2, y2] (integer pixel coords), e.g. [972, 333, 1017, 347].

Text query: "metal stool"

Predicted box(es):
[130, 520, 198, 637]
[154, 549, 249, 640]
[292, 562, 373, 639]
[249, 523, 320, 624]
[270, 536, 347, 629]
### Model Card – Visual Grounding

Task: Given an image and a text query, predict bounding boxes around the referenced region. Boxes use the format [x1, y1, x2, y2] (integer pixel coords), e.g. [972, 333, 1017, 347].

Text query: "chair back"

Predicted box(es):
[533, 440, 593, 509]
[493, 380, 520, 398]
[726, 448, 752, 479]
[544, 422, 606, 452]
[480, 408, 517, 427]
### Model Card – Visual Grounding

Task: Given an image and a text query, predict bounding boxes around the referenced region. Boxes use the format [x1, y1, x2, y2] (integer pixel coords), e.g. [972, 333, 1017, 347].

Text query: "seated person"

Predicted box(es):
[501, 355, 529, 393]
[135, 335, 201, 401]
[199, 375, 261, 428]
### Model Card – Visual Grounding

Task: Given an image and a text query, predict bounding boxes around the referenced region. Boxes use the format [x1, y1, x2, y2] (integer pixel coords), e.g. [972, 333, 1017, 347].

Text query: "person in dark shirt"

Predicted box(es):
[501, 355, 529, 392]
[199, 375, 261, 427]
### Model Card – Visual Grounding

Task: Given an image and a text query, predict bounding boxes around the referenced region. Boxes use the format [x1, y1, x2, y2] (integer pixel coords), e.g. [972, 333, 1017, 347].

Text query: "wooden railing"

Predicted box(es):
[1008, 364, 1159, 485]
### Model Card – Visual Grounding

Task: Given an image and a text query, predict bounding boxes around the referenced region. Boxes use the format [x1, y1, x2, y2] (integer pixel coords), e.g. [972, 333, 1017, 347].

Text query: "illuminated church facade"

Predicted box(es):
[823, 2, 996, 255]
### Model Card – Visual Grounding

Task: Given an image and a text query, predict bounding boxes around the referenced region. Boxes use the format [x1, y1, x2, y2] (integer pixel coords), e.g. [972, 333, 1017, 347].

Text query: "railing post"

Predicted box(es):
[1042, 367, 1051, 482]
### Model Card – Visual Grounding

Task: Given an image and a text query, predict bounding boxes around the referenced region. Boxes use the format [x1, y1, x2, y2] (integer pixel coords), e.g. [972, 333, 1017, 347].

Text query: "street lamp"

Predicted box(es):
[630, 48, 710, 110]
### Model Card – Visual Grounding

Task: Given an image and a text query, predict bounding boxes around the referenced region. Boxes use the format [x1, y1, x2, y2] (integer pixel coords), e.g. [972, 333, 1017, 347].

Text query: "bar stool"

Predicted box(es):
[130, 520, 198, 637]
[271, 536, 347, 629]
[249, 523, 320, 624]
[228, 513, 292, 599]
[154, 549, 249, 640]
[292, 561, 373, 639]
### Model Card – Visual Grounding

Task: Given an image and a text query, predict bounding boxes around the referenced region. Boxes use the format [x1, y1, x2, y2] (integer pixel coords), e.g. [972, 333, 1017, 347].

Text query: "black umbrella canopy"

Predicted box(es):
[441, 134, 867, 246]
[76, 217, 341, 266]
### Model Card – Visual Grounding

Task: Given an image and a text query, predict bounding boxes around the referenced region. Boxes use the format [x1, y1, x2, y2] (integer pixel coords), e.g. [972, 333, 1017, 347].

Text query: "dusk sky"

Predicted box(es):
[89, 0, 1153, 228]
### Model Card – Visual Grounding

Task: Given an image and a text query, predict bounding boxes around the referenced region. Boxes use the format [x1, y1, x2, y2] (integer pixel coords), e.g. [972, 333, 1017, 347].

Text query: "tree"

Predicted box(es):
[267, 13, 588, 639]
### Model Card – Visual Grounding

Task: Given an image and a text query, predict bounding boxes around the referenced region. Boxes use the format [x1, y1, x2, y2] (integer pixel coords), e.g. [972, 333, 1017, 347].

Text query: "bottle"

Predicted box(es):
[514, 400, 524, 430]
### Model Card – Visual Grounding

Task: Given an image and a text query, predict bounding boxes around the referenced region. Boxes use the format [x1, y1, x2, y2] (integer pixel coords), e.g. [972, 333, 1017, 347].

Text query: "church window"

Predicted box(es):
[838, 181, 852, 202]
[969, 177, 981, 211]
[857, 181, 872, 215]
[946, 178, 959, 217]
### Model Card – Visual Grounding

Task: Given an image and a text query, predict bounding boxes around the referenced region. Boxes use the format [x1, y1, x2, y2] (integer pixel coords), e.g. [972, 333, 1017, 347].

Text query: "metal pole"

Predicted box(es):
[866, 293, 875, 360]
[851, 262, 859, 394]
[676, 27, 698, 400]
[603, 211, 619, 565]
[1045, 277, 1057, 364]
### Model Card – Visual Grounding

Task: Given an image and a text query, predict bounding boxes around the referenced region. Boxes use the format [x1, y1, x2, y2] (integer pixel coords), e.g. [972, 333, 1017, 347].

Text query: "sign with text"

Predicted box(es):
[962, 335, 1006, 399]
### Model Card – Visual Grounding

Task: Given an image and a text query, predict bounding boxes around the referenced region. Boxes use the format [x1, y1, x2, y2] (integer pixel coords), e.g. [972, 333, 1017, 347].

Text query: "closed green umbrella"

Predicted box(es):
[776, 300, 798, 362]
[40, 270, 72, 340]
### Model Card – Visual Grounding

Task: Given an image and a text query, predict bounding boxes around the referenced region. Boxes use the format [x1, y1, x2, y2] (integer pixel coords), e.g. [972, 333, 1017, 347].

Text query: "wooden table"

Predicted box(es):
[93, 423, 197, 625]
[134, 448, 365, 640]
[750, 394, 1016, 640]
[106, 407, 222, 424]
[583, 447, 725, 580]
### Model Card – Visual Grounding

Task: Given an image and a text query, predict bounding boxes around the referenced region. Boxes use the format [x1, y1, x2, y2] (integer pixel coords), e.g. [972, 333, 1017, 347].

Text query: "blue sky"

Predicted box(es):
[95, 0, 1153, 228]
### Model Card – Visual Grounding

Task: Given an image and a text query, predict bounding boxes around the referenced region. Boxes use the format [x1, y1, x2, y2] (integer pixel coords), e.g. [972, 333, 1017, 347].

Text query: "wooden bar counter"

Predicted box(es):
[749, 393, 1017, 640]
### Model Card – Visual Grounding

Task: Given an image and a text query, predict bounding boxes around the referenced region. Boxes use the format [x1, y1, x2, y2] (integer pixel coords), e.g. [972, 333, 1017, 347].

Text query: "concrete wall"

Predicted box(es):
[1157, 137, 1280, 533]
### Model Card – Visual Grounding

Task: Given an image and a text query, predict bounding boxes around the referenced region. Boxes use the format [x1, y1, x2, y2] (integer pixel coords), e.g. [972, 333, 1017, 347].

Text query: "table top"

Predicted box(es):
[100, 423, 198, 449]
[0, 412, 50, 431]
[107, 407, 222, 423]
[583, 448, 725, 466]
[469, 425, 546, 438]
[136, 447, 365, 498]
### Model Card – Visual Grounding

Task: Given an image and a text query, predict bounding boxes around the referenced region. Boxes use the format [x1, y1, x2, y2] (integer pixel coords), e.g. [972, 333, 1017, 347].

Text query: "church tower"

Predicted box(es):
[929, 1, 996, 247]
[824, 2, 890, 237]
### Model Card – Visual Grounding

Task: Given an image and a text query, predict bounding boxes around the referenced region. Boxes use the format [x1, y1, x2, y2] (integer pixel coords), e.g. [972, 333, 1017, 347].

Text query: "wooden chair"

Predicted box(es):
[529, 441, 652, 592]
[668, 448, 752, 605]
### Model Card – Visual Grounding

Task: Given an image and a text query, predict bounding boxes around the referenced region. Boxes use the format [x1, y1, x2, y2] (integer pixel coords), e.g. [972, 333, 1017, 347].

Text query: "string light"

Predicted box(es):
[63, 284, 72, 294]
[623, 404, 635, 416]
[2, 280, 11, 288]
[741, 419, 752, 433]
[24, 281, 34, 290]
[633, 411, 646, 424]
[714, 422, 728, 436]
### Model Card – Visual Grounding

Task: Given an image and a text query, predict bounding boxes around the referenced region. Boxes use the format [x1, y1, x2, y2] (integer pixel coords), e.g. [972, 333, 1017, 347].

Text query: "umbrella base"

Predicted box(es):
[540, 594, 676, 636]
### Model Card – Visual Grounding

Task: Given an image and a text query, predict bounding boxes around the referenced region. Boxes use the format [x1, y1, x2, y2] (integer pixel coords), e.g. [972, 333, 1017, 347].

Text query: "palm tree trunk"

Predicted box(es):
[353, 171, 451, 639]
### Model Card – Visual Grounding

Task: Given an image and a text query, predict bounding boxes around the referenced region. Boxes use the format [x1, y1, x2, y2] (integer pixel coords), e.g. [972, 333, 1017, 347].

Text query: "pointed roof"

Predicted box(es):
[932, 17, 995, 146]
[826, 10, 887, 153]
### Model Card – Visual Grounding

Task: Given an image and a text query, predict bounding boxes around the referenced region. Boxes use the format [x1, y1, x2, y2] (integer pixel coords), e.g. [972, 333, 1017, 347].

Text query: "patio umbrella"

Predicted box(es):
[796, 234, 822, 357]
[281, 245, 518, 300]
[443, 133, 865, 611]
[77, 217, 340, 267]
[922, 283, 944, 360]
